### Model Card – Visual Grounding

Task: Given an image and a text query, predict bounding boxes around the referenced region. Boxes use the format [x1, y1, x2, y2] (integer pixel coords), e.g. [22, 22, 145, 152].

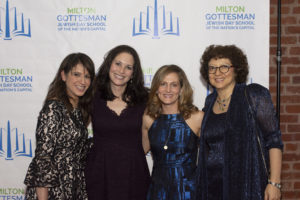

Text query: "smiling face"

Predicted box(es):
[109, 52, 134, 89]
[157, 72, 181, 111]
[208, 58, 236, 92]
[61, 63, 91, 105]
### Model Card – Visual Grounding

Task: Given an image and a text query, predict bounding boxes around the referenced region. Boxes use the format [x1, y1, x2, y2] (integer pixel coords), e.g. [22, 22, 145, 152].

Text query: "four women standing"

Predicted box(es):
[25, 44, 283, 200]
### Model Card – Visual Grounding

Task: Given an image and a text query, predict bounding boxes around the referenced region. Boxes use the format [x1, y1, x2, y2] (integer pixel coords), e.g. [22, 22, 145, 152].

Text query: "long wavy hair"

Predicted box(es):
[147, 65, 198, 119]
[93, 45, 148, 105]
[45, 53, 95, 126]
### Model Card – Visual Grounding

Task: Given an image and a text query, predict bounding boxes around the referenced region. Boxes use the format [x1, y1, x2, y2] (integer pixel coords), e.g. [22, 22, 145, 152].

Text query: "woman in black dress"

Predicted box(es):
[85, 45, 150, 200]
[24, 53, 95, 199]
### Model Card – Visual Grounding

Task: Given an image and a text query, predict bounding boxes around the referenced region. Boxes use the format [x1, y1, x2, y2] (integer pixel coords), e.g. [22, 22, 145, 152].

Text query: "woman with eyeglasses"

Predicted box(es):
[197, 45, 283, 200]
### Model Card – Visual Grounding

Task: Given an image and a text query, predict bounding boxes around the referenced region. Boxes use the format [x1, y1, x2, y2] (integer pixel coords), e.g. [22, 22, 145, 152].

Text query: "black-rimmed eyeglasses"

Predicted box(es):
[208, 65, 233, 74]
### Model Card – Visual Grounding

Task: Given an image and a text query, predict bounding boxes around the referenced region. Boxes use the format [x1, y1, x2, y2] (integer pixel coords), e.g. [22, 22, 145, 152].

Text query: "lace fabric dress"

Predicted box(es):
[24, 100, 91, 200]
[147, 114, 198, 200]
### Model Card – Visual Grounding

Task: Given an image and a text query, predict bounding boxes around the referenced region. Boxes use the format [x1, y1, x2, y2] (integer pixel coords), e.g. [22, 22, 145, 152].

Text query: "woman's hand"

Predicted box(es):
[265, 148, 282, 200]
[264, 184, 281, 200]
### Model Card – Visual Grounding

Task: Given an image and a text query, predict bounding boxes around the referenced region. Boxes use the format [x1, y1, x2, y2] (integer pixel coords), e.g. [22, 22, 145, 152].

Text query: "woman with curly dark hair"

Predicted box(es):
[142, 64, 204, 199]
[197, 45, 283, 200]
[24, 53, 95, 199]
[85, 45, 150, 200]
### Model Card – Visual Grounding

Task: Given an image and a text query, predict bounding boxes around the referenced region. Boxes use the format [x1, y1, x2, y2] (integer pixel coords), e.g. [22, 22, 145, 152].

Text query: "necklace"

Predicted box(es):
[163, 129, 172, 150]
[216, 95, 231, 111]
[163, 119, 174, 150]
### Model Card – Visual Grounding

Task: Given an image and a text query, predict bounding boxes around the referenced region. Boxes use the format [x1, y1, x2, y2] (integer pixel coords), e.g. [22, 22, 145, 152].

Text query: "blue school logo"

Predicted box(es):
[0, 120, 33, 160]
[0, 0, 31, 40]
[132, 0, 180, 39]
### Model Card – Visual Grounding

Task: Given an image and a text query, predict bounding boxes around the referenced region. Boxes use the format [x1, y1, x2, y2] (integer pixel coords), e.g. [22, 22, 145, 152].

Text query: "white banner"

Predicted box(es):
[0, 0, 269, 199]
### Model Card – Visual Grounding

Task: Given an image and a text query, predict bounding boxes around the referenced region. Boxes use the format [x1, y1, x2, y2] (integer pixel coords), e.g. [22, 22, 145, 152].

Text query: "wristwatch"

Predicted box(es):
[268, 179, 282, 190]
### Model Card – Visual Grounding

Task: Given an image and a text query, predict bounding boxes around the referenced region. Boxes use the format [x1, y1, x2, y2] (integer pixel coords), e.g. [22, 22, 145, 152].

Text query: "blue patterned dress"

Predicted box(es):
[147, 114, 198, 200]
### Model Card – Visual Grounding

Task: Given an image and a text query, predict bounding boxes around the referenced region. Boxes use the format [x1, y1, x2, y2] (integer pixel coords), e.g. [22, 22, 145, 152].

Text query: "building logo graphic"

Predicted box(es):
[133, 0, 180, 39]
[0, 120, 32, 160]
[0, 0, 31, 40]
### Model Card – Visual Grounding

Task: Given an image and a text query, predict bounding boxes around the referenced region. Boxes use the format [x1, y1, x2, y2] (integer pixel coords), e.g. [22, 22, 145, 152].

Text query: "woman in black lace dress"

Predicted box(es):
[24, 53, 95, 199]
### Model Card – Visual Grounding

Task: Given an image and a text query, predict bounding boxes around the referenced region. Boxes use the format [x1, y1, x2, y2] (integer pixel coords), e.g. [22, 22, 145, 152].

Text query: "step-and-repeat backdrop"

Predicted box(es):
[0, 0, 268, 198]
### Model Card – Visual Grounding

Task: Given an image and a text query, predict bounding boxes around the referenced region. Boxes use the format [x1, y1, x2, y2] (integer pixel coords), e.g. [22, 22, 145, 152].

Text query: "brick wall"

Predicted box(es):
[270, 0, 300, 199]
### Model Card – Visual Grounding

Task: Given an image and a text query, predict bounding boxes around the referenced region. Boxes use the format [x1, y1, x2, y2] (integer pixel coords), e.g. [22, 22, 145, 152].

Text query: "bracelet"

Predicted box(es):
[268, 179, 282, 190]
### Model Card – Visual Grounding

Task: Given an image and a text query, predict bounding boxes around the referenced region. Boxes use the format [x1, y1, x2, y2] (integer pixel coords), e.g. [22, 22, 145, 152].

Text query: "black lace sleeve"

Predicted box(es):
[24, 100, 63, 187]
[247, 84, 283, 150]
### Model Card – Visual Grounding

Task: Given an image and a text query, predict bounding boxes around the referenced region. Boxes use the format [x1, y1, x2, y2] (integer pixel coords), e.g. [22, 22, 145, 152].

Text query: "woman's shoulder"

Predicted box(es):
[246, 83, 271, 98]
[142, 111, 155, 130]
[92, 91, 106, 107]
[185, 110, 204, 137]
[44, 99, 65, 108]
[189, 110, 204, 124]
[41, 99, 66, 115]
[246, 83, 268, 92]
[193, 110, 204, 118]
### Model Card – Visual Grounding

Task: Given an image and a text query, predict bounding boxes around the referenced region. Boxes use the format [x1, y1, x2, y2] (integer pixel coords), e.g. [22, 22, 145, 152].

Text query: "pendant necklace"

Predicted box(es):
[163, 130, 171, 150]
[163, 121, 173, 150]
[216, 95, 231, 111]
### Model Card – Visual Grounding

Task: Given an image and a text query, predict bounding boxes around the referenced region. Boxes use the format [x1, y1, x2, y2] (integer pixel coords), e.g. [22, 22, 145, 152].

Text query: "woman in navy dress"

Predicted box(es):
[197, 45, 283, 200]
[142, 65, 204, 200]
[85, 45, 150, 200]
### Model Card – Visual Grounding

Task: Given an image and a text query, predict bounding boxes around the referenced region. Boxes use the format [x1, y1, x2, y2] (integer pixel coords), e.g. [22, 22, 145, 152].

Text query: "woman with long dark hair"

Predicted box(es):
[24, 53, 95, 199]
[85, 45, 150, 200]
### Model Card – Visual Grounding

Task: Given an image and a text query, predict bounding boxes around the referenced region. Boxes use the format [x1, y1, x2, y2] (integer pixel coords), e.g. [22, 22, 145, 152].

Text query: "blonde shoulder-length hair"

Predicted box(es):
[146, 64, 198, 119]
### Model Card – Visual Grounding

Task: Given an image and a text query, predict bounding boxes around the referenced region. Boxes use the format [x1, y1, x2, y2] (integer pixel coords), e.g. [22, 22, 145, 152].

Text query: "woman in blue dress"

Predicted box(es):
[142, 64, 204, 200]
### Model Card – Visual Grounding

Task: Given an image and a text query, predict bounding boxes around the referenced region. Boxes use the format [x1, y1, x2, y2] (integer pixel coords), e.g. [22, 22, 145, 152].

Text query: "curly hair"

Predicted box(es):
[93, 45, 148, 106]
[45, 53, 95, 126]
[200, 44, 249, 84]
[147, 65, 198, 120]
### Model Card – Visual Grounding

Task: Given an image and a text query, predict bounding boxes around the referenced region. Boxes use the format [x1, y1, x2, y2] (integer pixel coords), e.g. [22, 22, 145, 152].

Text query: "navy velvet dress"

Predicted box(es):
[197, 83, 283, 200]
[204, 112, 226, 200]
[147, 114, 198, 200]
